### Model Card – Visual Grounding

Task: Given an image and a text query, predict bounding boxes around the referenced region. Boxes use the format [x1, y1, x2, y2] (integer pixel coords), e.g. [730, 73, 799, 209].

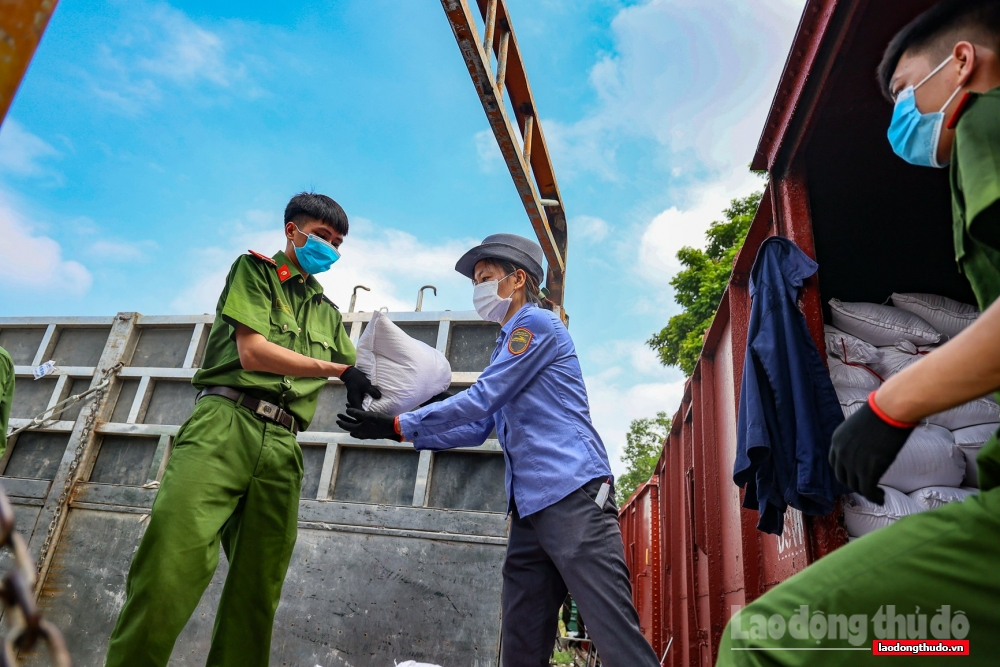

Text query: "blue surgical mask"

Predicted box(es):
[887, 55, 962, 168]
[292, 227, 341, 275]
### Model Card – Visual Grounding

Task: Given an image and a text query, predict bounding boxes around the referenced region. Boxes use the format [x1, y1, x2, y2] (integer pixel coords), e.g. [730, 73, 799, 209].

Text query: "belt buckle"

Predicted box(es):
[255, 400, 279, 421]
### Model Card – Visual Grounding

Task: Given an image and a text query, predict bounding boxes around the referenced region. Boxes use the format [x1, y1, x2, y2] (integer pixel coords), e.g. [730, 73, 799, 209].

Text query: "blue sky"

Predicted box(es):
[0, 0, 805, 474]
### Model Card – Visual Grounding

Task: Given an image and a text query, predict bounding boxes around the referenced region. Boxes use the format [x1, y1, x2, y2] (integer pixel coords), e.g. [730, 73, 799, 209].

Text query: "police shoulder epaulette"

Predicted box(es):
[946, 91, 977, 130]
[321, 294, 341, 310]
[247, 249, 276, 266]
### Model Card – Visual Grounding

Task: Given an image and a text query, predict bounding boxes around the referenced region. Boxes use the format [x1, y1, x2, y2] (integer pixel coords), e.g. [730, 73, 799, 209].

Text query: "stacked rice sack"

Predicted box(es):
[824, 293, 997, 539]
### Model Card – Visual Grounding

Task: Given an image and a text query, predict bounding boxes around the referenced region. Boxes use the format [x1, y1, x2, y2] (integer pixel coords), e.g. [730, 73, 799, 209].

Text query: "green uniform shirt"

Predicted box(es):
[951, 86, 1000, 309]
[192, 250, 355, 430]
[0, 346, 13, 458]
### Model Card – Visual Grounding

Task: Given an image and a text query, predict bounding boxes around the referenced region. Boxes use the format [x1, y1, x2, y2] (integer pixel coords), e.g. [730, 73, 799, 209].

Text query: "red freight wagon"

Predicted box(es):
[618, 0, 975, 664]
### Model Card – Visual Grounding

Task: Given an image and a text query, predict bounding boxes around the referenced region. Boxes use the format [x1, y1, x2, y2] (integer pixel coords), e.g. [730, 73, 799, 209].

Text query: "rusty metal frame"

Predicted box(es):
[0, 0, 59, 125]
[439, 0, 569, 317]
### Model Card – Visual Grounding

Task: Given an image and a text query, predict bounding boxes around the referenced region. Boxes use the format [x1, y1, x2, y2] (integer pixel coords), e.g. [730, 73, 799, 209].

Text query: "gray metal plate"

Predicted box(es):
[447, 325, 500, 373]
[308, 384, 349, 432]
[131, 327, 192, 368]
[0, 328, 45, 365]
[144, 381, 199, 425]
[51, 328, 111, 367]
[332, 448, 419, 506]
[59, 378, 98, 422]
[110, 380, 140, 423]
[32, 507, 503, 667]
[4, 433, 69, 480]
[300, 445, 326, 499]
[90, 436, 158, 486]
[10, 378, 57, 419]
[428, 452, 507, 514]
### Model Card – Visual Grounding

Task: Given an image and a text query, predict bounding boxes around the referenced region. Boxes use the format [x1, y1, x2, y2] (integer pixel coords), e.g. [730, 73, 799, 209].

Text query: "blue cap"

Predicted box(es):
[455, 233, 545, 283]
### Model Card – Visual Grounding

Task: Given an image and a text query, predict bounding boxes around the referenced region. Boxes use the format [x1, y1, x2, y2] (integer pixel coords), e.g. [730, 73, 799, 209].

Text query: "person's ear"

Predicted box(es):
[284, 221, 297, 242]
[954, 41, 977, 87]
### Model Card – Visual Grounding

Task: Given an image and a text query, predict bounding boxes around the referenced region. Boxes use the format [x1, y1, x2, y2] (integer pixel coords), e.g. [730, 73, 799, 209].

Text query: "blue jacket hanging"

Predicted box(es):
[734, 236, 849, 535]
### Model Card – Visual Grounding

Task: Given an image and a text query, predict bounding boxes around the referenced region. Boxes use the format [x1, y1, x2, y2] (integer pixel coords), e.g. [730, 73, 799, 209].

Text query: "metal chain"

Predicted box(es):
[0, 487, 70, 667]
[35, 363, 123, 574]
[6, 377, 113, 441]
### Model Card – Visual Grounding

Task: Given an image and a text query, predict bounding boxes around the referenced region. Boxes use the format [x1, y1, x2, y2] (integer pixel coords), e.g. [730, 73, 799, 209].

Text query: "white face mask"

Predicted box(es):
[473, 272, 515, 323]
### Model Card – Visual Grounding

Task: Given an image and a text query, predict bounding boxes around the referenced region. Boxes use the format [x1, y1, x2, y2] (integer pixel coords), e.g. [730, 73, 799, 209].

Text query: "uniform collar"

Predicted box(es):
[272, 250, 324, 297]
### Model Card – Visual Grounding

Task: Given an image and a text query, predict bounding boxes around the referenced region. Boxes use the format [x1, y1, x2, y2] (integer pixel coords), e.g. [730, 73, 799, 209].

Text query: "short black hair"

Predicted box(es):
[878, 0, 1000, 100]
[284, 192, 349, 235]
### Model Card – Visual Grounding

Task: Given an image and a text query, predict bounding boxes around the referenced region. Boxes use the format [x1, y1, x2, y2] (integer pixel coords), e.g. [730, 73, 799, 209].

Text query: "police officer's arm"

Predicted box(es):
[234, 325, 349, 378]
[397, 318, 559, 443]
[876, 297, 1000, 421]
[221, 256, 376, 407]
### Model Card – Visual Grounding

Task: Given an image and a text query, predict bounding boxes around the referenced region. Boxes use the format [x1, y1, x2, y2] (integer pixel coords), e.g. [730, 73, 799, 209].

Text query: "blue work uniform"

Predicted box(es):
[398, 302, 612, 517]
[399, 302, 659, 667]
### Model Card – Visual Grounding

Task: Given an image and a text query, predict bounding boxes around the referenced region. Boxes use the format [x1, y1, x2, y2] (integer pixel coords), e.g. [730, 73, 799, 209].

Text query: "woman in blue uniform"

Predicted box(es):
[338, 234, 659, 667]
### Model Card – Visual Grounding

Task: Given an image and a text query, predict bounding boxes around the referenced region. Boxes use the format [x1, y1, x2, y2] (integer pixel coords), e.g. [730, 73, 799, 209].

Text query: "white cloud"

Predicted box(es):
[88, 2, 250, 114]
[88, 239, 158, 261]
[170, 215, 479, 315]
[136, 5, 233, 86]
[548, 0, 805, 180]
[0, 192, 91, 296]
[584, 339, 687, 476]
[0, 120, 61, 178]
[638, 170, 762, 283]
[474, 129, 504, 173]
[572, 214, 610, 243]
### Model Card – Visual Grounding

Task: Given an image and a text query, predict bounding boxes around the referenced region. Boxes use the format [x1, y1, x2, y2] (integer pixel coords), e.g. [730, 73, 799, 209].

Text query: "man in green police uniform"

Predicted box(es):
[105, 192, 380, 667]
[0, 346, 13, 459]
[718, 1, 1000, 664]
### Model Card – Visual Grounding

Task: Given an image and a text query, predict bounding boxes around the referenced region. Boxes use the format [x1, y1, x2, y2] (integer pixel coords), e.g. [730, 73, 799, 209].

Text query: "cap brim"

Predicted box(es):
[455, 243, 544, 283]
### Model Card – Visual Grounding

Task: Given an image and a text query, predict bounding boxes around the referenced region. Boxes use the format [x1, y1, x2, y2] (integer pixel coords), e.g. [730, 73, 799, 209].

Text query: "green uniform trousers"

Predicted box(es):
[717, 456, 1000, 666]
[104, 396, 303, 667]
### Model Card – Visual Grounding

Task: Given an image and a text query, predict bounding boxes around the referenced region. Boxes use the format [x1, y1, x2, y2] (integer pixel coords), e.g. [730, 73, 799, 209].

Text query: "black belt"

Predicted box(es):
[197, 387, 299, 434]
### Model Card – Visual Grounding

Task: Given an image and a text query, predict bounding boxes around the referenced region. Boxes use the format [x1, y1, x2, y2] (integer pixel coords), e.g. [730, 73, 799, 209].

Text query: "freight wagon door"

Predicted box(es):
[0, 312, 507, 667]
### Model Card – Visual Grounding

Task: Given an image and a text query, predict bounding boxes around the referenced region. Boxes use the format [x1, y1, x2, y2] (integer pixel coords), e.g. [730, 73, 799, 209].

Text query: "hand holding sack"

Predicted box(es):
[339, 366, 382, 409]
[830, 392, 915, 504]
[336, 408, 401, 441]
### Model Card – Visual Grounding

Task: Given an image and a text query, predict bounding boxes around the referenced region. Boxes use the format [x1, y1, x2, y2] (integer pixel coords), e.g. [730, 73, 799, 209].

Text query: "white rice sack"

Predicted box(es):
[836, 386, 870, 419]
[354, 310, 452, 416]
[871, 341, 929, 378]
[879, 424, 965, 493]
[953, 423, 998, 488]
[926, 395, 1000, 430]
[835, 386, 871, 418]
[908, 486, 977, 511]
[891, 292, 979, 340]
[825, 325, 882, 364]
[829, 299, 942, 347]
[828, 356, 882, 390]
[844, 487, 924, 537]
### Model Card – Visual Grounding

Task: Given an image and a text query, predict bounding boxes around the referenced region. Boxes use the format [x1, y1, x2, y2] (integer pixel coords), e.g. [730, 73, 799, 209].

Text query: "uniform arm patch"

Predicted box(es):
[508, 328, 534, 355]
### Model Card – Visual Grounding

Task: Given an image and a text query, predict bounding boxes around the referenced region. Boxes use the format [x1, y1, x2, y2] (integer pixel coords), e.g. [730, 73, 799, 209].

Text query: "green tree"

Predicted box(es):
[646, 190, 763, 375]
[617, 411, 672, 503]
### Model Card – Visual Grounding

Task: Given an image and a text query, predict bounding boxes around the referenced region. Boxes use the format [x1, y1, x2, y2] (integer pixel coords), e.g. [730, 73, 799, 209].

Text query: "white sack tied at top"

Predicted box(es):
[354, 310, 452, 417]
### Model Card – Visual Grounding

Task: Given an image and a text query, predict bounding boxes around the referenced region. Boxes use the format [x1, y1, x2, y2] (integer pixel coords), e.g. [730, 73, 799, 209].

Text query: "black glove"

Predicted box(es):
[336, 408, 401, 441]
[420, 390, 455, 407]
[339, 366, 381, 409]
[829, 397, 914, 505]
